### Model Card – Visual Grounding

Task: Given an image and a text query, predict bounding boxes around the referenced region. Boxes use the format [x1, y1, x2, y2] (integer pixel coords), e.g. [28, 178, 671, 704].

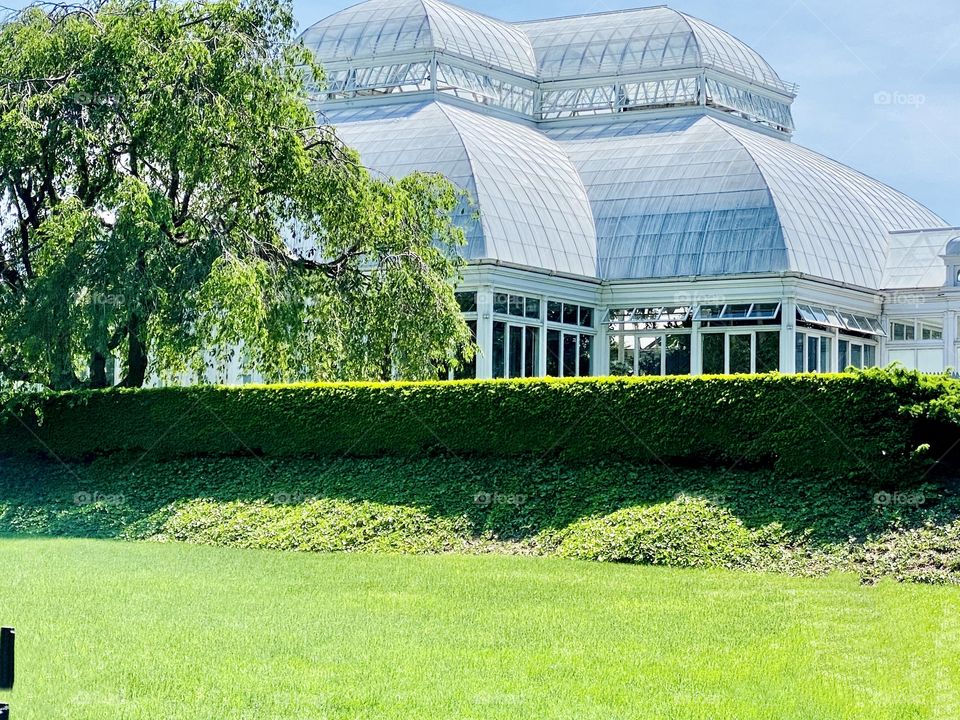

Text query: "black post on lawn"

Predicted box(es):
[0, 627, 12, 690]
[0, 626, 13, 719]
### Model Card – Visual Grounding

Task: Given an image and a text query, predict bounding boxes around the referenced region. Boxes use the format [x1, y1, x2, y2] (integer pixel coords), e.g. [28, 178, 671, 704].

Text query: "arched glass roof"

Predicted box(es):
[547, 115, 945, 286]
[325, 101, 597, 276]
[547, 116, 787, 279]
[300, 0, 538, 76]
[519, 8, 791, 92]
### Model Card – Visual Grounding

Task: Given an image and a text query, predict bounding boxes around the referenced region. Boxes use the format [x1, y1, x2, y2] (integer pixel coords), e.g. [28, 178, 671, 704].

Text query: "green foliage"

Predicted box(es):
[4, 451, 960, 583]
[858, 521, 960, 585]
[4, 368, 959, 482]
[136, 498, 468, 554]
[555, 496, 784, 569]
[0, 0, 472, 389]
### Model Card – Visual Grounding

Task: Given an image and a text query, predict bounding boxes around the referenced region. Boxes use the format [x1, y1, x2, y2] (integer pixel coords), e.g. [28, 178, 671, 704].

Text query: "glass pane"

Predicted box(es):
[547, 301, 562, 323]
[508, 325, 523, 378]
[636, 335, 662, 376]
[493, 322, 506, 378]
[453, 320, 477, 380]
[864, 345, 876, 367]
[493, 293, 508, 315]
[807, 336, 818, 372]
[819, 337, 831, 373]
[563, 333, 578, 377]
[624, 335, 636, 375]
[579, 306, 594, 328]
[851, 344, 863, 369]
[563, 304, 578, 326]
[702, 333, 724, 375]
[730, 334, 752, 374]
[697, 305, 724, 320]
[749, 303, 780, 320]
[579, 335, 592, 377]
[509, 295, 524, 317]
[524, 327, 540, 377]
[723, 304, 751, 320]
[525, 298, 541, 320]
[838, 340, 849, 371]
[455, 291, 477, 313]
[609, 336, 623, 366]
[665, 334, 691, 375]
[755, 331, 780, 373]
[795, 333, 805, 373]
[546, 329, 560, 377]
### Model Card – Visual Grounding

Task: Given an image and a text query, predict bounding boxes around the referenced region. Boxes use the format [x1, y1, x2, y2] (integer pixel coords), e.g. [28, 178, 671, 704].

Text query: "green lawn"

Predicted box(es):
[1, 538, 959, 719]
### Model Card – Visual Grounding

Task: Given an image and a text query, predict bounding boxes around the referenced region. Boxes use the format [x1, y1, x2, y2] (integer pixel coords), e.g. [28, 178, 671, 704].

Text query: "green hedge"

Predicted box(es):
[2, 369, 958, 480]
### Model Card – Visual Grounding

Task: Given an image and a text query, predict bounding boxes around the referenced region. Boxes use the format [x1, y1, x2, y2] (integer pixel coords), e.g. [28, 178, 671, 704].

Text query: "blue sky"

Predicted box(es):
[294, 0, 960, 225]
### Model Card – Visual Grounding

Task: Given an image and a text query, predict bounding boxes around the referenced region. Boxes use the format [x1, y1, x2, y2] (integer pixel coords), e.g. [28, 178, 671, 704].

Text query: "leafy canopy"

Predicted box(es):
[0, 0, 473, 390]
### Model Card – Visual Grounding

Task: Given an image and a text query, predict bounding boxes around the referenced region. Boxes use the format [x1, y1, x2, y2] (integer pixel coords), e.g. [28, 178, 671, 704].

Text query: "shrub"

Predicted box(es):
[2, 368, 957, 481]
[555, 496, 785, 569]
[134, 498, 469, 554]
[858, 521, 960, 585]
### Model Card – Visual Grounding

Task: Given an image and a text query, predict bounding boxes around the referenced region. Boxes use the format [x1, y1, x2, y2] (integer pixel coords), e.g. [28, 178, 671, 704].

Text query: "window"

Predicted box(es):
[493, 292, 542, 320]
[921, 320, 943, 340]
[796, 332, 832, 373]
[455, 291, 477, 313]
[704, 331, 781, 375]
[729, 334, 752, 374]
[702, 334, 725, 375]
[756, 332, 780, 373]
[891, 321, 916, 342]
[610, 307, 692, 331]
[441, 319, 478, 381]
[665, 335, 692, 375]
[547, 300, 595, 328]
[493, 322, 539, 379]
[525, 298, 541, 320]
[609, 332, 691, 376]
[547, 329, 592, 377]
[695, 302, 781, 324]
[838, 338, 877, 370]
[801, 306, 883, 336]
[547, 301, 562, 322]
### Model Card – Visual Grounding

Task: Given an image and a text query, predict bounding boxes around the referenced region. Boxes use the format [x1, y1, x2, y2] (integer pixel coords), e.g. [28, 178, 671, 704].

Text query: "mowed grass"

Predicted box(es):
[2, 538, 959, 719]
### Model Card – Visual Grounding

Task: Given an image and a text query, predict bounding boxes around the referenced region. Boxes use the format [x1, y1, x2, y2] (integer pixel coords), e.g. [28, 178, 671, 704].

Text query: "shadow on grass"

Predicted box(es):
[2, 452, 956, 548]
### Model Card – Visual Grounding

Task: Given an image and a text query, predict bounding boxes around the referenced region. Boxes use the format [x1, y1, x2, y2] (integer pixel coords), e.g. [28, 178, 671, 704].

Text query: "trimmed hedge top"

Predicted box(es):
[3, 369, 959, 481]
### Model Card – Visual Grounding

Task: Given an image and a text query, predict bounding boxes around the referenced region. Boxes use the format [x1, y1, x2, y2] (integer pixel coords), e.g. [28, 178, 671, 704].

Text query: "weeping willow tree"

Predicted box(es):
[0, 0, 473, 390]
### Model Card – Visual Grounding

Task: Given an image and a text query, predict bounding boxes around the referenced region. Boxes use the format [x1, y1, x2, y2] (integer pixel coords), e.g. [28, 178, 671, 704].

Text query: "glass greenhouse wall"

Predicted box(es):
[184, 0, 959, 386]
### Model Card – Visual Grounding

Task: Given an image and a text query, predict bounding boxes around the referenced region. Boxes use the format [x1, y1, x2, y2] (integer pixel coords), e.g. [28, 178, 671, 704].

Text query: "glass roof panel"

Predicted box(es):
[301, 0, 538, 77]
[326, 102, 596, 276]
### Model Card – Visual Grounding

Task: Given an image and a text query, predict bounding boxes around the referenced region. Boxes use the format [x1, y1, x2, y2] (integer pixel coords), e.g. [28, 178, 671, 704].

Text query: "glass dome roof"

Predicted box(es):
[548, 115, 944, 287]
[326, 102, 945, 287]
[300, 0, 538, 76]
[518, 7, 791, 92]
[325, 101, 597, 276]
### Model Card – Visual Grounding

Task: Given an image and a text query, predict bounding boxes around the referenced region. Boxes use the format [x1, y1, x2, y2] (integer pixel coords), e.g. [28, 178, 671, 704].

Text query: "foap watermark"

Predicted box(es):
[673, 291, 726, 306]
[73, 491, 125, 507]
[873, 490, 925, 508]
[272, 492, 321, 505]
[72, 291, 125, 307]
[874, 90, 926, 108]
[886, 290, 924, 306]
[69, 91, 124, 107]
[473, 491, 527, 508]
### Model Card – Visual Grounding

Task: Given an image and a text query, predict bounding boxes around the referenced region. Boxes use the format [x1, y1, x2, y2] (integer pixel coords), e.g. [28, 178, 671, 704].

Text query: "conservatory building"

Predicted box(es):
[297, 0, 960, 380]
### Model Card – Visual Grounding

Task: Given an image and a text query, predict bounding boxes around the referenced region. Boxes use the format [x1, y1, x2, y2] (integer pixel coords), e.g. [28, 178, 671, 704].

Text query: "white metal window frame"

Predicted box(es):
[701, 329, 780, 375]
[609, 330, 693, 376]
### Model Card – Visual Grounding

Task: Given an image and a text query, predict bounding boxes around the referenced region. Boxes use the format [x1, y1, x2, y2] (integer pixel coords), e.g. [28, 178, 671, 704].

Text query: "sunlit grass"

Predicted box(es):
[2, 538, 958, 719]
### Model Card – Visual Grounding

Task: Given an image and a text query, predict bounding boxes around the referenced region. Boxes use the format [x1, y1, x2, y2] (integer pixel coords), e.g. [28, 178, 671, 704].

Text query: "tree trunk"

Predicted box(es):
[120, 314, 149, 387]
[49, 335, 80, 391]
[88, 351, 109, 389]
